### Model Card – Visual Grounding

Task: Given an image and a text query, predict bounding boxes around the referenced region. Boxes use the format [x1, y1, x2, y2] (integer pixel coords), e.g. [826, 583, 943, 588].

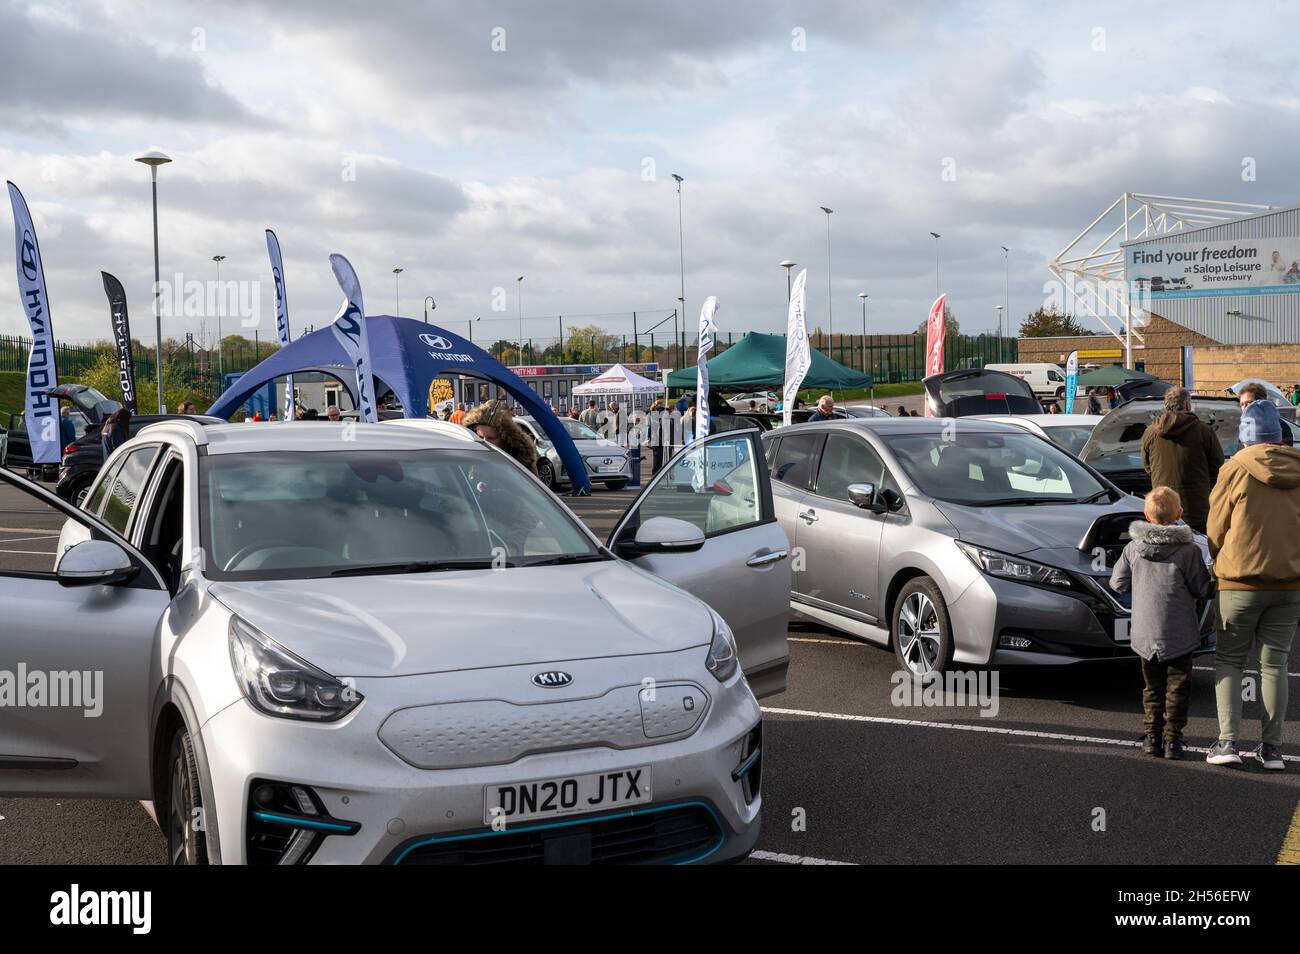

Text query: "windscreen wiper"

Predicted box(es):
[521, 553, 610, 567]
[981, 496, 1082, 506]
[330, 559, 502, 577]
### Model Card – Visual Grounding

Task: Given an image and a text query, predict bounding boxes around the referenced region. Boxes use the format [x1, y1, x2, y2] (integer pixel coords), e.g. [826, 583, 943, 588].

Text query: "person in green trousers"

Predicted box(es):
[1205, 400, 1300, 771]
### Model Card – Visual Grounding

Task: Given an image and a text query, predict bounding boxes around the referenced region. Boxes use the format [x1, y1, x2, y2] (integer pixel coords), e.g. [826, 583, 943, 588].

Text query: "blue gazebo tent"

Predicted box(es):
[207, 315, 592, 493]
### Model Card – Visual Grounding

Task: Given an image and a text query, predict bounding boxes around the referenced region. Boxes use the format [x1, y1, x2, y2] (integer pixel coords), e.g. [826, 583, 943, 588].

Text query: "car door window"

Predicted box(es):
[617, 432, 769, 540]
[814, 433, 885, 501]
[138, 454, 185, 590]
[770, 431, 823, 489]
[85, 454, 127, 515]
[100, 445, 161, 537]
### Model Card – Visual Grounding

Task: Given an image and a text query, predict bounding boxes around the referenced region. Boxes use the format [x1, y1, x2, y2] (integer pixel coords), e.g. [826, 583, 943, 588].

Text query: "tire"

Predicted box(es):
[604, 479, 629, 491]
[166, 727, 209, 866]
[891, 577, 954, 675]
[70, 478, 93, 508]
[537, 458, 556, 489]
[1055, 387, 1065, 400]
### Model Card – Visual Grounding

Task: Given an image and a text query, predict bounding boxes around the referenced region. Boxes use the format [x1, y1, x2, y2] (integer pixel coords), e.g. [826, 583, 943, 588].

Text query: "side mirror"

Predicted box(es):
[618, 516, 706, 556]
[847, 482, 887, 514]
[56, 539, 139, 588]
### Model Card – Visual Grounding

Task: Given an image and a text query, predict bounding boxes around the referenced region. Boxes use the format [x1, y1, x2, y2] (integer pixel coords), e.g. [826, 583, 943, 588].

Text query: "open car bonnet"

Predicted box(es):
[1079, 398, 1244, 475]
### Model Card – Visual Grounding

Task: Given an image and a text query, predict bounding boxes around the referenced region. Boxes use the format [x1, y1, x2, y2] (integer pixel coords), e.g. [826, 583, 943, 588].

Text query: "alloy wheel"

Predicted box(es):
[897, 591, 942, 675]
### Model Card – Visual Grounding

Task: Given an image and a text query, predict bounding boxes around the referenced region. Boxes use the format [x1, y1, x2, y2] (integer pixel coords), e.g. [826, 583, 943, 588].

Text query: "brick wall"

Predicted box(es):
[1017, 314, 1219, 386]
[1192, 345, 1300, 394]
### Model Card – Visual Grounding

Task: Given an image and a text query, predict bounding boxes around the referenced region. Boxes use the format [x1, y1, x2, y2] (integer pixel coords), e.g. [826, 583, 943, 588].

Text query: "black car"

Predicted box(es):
[5, 384, 121, 480]
[55, 413, 224, 504]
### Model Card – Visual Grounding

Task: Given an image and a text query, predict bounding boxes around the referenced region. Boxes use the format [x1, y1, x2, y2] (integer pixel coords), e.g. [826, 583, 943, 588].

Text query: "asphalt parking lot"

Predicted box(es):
[2, 472, 1298, 864]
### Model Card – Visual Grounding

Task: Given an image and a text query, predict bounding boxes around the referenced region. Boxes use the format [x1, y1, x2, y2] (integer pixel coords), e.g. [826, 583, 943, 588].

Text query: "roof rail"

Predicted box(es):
[381, 418, 479, 443]
[135, 417, 213, 446]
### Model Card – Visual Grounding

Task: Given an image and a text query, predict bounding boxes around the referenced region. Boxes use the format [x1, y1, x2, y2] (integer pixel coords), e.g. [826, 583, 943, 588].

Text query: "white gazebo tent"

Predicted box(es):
[572, 363, 664, 409]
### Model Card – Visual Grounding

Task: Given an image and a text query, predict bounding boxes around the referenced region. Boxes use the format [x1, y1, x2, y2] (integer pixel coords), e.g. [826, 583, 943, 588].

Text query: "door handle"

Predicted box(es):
[798, 509, 818, 524]
[747, 549, 788, 567]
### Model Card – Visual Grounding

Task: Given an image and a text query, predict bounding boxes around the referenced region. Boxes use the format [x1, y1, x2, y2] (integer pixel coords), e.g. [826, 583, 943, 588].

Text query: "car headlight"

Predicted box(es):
[956, 541, 1078, 590]
[228, 616, 363, 722]
[705, 609, 739, 683]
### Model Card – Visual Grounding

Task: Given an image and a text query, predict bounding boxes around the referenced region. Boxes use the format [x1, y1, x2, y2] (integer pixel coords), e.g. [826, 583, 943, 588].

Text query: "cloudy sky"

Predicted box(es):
[2, 0, 1298, 349]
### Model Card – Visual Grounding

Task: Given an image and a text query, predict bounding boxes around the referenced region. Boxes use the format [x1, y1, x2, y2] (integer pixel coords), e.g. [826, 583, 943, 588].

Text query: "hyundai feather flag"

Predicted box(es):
[266, 230, 294, 422]
[101, 272, 137, 414]
[782, 268, 810, 428]
[923, 293, 947, 418]
[328, 253, 378, 423]
[7, 182, 60, 463]
[1064, 349, 1079, 414]
[694, 296, 718, 443]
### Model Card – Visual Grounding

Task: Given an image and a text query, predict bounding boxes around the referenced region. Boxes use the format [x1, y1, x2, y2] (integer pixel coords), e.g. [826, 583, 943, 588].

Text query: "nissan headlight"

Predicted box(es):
[229, 616, 363, 721]
[956, 541, 1078, 590]
[705, 609, 739, 683]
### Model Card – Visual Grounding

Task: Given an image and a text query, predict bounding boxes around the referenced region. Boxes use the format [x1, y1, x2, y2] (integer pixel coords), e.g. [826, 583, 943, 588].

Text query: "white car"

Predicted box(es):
[515, 414, 632, 490]
[727, 392, 777, 413]
[0, 418, 791, 864]
[976, 414, 1099, 457]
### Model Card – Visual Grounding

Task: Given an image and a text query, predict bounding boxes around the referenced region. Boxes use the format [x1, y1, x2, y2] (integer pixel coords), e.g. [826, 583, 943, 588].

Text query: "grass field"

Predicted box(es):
[0, 371, 23, 422]
[796, 381, 923, 403]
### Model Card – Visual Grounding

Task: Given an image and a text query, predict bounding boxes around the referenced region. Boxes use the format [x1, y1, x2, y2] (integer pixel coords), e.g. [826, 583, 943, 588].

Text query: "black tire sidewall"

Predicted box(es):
[891, 576, 955, 674]
[166, 728, 209, 865]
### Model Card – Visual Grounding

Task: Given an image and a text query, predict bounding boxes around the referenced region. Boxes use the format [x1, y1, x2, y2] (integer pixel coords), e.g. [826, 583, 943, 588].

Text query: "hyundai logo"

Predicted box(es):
[20, 232, 37, 282]
[532, 670, 573, 689]
[419, 333, 453, 350]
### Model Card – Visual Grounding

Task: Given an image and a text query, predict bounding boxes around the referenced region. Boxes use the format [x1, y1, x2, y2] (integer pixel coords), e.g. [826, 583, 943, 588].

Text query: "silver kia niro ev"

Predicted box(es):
[0, 418, 789, 864]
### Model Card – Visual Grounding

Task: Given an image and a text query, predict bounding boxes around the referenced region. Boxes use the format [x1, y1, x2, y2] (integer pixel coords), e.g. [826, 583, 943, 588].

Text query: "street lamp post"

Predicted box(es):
[423, 295, 435, 325]
[930, 232, 942, 296]
[780, 260, 796, 302]
[821, 207, 834, 343]
[212, 255, 225, 381]
[516, 275, 524, 366]
[1001, 245, 1010, 353]
[858, 291, 868, 374]
[672, 174, 686, 341]
[392, 267, 403, 315]
[135, 151, 172, 412]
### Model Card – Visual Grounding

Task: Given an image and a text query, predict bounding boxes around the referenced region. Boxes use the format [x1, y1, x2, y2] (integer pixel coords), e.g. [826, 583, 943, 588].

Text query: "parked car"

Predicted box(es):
[727, 392, 777, 413]
[976, 414, 1099, 457]
[1077, 395, 1300, 496]
[764, 417, 1214, 674]
[4, 384, 120, 480]
[515, 414, 631, 490]
[922, 368, 1041, 417]
[984, 363, 1075, 400]
[1, 417, 788, 864]
[843, 405, 893, 419]
[56, 413, 225, 505]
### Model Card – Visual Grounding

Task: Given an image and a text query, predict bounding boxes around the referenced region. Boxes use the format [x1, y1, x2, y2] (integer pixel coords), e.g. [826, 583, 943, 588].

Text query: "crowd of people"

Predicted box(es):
[1115, 385, 1300, 770]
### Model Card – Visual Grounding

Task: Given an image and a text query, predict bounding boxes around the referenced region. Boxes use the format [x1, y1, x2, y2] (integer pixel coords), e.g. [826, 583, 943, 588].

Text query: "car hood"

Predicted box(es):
[934, 498, 1144, 561]
[1081, 398, 1242, 472]
[574, 438, 627, 455]
[208, 561, 710, 678]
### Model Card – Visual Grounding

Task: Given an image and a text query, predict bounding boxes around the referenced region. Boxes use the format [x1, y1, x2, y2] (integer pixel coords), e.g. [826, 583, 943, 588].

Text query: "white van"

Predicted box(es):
[985, 363, 1072, 400]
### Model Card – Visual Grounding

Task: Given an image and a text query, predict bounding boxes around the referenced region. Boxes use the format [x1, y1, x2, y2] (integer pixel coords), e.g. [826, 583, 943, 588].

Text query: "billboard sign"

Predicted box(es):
[1126, 237, 1300, 300]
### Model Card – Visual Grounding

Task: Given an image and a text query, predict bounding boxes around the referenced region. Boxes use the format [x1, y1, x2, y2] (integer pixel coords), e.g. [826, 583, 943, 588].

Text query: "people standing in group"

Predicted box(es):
[1237, 381, 1267, 411]
[326, 406, 341, 422]
[1086, 390, 1103, 415]
[58, 406, 76, 448]
[450, 402, 467, 425]
[1110, 487, 1214, 761]
[1205, 398, 1300, 771]
[681, 397, 697, 443]
[100, 408, 131, 457]
[1139, 386, 1222, 533]
[648, 399, 667, 473]
[463, 399, 538, 473]
[580, 399, 601, 428]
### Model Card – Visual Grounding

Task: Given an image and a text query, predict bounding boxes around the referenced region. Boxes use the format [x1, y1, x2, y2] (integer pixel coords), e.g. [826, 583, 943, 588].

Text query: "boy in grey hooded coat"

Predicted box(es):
[1110, 487, 1214, 759]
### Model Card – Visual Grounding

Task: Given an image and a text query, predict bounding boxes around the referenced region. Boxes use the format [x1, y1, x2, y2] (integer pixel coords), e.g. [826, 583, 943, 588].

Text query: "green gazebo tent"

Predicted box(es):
[665, 332, 873, 390]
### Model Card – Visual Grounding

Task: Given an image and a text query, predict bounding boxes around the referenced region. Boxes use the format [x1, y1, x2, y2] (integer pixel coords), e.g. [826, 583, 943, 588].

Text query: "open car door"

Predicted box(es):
[608, 430, 790, 698]
[0, 466, 164, 797]
[923, 368, 1040, 417]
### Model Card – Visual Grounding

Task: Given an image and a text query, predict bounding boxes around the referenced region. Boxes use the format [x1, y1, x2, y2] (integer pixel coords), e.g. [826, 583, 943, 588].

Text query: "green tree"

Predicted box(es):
[915, 307, 960, 336]
[1019, 306, 1094, 337]
[82, 351, 217, 415]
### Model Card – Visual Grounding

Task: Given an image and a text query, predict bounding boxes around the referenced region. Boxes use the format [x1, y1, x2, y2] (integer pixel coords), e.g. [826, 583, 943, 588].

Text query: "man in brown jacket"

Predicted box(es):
[1205, 399, 1300, 771]
[1141, 387, 1223, 533]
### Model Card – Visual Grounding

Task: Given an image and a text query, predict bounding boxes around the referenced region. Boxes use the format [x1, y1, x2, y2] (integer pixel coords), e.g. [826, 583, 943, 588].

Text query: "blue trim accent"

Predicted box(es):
[252, 810, 357, 834]
[391, 800, 727, 865]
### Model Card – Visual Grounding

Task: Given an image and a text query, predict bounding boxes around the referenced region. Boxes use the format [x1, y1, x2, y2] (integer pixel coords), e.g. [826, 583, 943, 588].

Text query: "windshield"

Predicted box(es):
[1040, 424, 1094, 456]
[200, 448, 602, 580]
[885, 430, 1108, 505]
[558, 417, 601, 440]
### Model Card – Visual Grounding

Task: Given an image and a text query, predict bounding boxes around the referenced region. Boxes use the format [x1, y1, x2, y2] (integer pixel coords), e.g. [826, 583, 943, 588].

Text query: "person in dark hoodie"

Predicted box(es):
[1111, 486, 1214, 760]
[1204, 399, 1300, 771]
[1140, 386, 1222, 533]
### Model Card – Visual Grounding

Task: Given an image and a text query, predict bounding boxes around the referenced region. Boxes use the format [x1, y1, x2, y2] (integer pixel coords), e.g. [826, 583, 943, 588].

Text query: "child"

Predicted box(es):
[1110, 486, 1214, 759]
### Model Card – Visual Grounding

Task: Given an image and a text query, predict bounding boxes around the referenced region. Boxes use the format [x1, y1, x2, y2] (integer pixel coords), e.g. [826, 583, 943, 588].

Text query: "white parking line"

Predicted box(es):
[761, 706, 1300, 762]
[791, 636, 1300, 678]
[749, 849, 856, 865]
[0, 533, 58, 544]
[0, 548, 55, 555]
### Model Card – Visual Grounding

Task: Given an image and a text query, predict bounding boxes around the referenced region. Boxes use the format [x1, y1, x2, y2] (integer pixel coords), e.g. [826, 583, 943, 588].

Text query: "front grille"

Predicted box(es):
[390, 803, 723, 865]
